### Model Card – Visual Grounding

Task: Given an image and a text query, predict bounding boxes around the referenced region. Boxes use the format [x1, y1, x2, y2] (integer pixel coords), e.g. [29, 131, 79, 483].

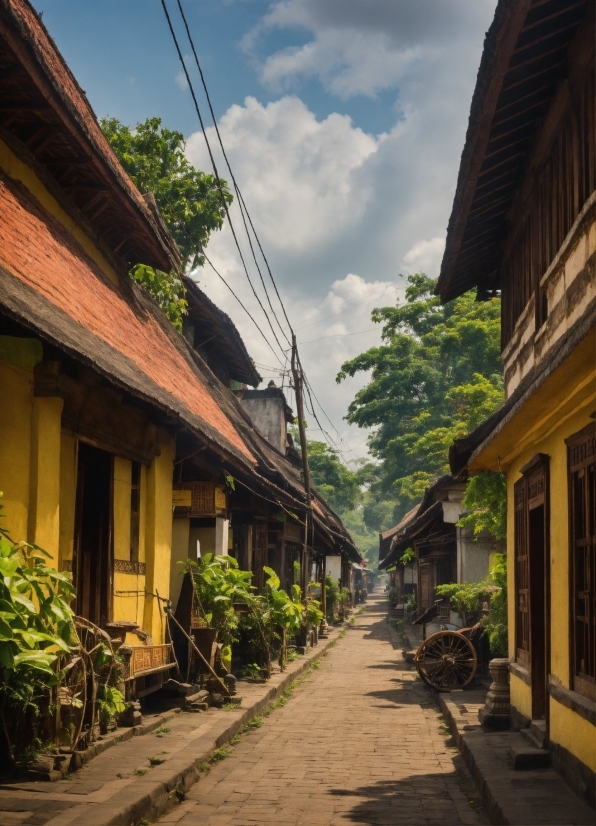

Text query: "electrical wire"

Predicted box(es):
[202, 252, 285, 367]
[161, 0, 369, 473]
[160, 0, 288, 358]
[175, 0, 294, 342]
[159, 187, 286, 368]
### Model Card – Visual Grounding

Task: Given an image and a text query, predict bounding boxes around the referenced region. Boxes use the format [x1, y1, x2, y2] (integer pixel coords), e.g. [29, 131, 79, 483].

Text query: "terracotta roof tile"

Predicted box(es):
[0, 169, 253, 462]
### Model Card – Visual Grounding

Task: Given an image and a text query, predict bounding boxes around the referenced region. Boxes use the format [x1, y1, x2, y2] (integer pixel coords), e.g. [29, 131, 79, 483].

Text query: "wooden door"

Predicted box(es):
[73, 442, 113, 627]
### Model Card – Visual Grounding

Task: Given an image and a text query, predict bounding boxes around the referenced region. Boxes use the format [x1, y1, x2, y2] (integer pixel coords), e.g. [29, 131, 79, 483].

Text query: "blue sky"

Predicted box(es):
[32, 0, 497, 461]
[34, 0, 409, 136]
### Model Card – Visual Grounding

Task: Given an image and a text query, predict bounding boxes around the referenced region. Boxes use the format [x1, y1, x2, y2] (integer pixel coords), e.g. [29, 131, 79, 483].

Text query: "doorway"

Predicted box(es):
[73, 442, 113, 627]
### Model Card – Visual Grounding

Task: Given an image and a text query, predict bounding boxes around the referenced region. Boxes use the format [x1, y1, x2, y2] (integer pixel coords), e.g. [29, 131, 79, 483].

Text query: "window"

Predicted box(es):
[567, 423, 596, 701]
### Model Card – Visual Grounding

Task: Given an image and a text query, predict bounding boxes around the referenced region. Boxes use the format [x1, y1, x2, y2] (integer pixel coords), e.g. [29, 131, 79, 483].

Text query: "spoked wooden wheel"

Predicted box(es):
[61, 618, 114, 749]
[415, 631, 477, 691]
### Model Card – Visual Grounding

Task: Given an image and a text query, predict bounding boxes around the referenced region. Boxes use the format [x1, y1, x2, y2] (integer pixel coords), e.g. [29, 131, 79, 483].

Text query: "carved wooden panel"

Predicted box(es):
[114, 559, 146, 575]
[129, 644, 173, 678]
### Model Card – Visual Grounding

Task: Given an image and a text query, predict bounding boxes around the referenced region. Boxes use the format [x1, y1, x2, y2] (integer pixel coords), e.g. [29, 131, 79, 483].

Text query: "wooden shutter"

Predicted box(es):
[419, 562, 430, 610]
[567, 423, 596, 701]
[253, 518, 268, 591]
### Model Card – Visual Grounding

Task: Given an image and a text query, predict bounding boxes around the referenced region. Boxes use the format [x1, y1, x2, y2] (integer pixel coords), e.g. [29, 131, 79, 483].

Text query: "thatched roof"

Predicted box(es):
[0, 0, 360, 562]
[437, 0, 591, 303]
[184, 277, 261, 388]
[0, 0, 180, 274]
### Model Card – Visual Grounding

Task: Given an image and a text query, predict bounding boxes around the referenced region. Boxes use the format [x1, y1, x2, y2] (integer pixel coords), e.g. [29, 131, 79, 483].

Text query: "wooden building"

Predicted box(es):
[437, 0, 595, 804]
[0, 0, 359, 700]
[379, 477, 499, 626]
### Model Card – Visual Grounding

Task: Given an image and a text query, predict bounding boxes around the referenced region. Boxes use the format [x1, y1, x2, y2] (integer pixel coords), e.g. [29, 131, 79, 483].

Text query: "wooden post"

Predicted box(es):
[291, 334, 311, 600]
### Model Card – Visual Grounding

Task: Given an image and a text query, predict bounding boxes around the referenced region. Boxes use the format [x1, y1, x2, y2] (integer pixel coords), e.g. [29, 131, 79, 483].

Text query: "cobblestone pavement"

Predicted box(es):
[158, 595, 487, 826]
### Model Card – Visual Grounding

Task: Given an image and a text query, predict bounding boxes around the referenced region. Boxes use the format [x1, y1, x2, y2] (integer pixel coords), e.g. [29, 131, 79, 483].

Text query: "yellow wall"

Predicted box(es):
[113, 571, 146, 630]
[58, 432, 77, 568]
[550, 697, 596, 773]
[507, 403, 593, 689]
[482, 338, 596, 775]
[28, 397, 63, 564]
[113, 457, 132, 561]
[143, 431, 175, 644]
[510, 674, 532, 723]
[0, 362, 33, 542]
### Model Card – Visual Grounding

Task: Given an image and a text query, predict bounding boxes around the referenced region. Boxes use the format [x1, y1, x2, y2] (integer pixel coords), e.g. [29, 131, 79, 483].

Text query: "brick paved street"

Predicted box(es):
[158, 594, 486, 826]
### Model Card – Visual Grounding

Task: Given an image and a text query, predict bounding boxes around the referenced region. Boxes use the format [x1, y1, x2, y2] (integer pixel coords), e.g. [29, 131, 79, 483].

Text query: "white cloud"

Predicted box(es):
[175, 71, 188, 91]
[186, 96, 378, 254]
[193, 262, 401, 460]
[185, 1, 497, 460]
[244, 0, 495, 100]
[402, 236, 445, 275]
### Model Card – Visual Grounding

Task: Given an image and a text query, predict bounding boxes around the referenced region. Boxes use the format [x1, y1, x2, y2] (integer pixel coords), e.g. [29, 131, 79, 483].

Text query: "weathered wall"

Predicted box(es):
[239, 395, 286, 453]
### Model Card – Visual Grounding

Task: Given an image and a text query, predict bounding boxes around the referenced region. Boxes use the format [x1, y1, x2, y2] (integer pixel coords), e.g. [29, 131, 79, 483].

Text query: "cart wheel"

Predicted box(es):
[415, 630, 477, 691]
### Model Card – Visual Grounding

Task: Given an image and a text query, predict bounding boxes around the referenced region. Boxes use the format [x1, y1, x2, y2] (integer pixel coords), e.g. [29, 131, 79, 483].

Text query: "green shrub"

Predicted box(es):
[0, 501, 76, 766]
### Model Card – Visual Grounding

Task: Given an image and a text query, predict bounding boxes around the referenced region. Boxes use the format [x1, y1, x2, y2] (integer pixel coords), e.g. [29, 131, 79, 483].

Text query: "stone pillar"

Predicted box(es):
[214, 517, 229, 556]
[479, 658, 511, 730]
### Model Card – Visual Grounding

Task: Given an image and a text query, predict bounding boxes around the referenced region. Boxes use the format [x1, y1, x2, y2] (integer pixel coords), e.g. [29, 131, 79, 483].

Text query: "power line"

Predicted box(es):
[173, 0, 293, 347]
[160, 0, 288, 358]
[202, 252, 284, 367]
[159, 187, 285, 368]
[161, 0, 373, 473]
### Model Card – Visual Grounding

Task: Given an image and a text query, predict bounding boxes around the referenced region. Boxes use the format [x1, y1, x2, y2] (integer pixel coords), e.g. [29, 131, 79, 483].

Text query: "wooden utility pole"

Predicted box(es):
[291, 333, 311, 501]
[291, 334, 311, 598]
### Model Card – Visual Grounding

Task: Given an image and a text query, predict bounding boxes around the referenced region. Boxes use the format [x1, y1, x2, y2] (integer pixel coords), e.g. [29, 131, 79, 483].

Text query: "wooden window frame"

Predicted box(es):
[514, 455, 550, 670]
[566, 422, 596, 702]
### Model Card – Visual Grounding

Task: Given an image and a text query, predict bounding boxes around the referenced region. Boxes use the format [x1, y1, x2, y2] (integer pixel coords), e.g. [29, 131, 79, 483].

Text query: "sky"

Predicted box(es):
[32, 0, 497, 464]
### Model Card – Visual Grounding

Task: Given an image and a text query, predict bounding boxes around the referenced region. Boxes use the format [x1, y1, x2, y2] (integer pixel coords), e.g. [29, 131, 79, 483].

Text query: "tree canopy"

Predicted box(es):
[301, 434, 398, 563]
[101, 117, 233, 329]
[102, 117, 232, 270]
[337, 274, 503, 522]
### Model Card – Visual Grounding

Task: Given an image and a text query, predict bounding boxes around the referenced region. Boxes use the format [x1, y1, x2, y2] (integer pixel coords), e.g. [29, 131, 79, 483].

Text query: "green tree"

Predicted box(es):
[337, 274, 503, 519]
[307, 440, 361, 513]
[101, 117, 233, 328]
[297, 433, 397, 563]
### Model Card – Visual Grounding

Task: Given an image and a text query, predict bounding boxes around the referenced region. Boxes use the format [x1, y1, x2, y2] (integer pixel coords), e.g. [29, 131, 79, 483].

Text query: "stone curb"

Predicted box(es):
[438, 691, 595, 826]
[58, 623, 349, 826]
[72, 709, 183, 771]
[438, 692, 508, 825]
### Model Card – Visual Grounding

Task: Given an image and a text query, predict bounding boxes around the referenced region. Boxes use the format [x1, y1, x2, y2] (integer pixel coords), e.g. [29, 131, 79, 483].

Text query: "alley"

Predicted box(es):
[159, 595, 486, 826]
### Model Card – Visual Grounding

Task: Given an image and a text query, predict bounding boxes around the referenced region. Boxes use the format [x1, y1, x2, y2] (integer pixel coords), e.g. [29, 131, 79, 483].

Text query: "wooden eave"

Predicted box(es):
[0, 0, 180, 274]
[437, 0, 591, 303]
[184, 277, 261, 388]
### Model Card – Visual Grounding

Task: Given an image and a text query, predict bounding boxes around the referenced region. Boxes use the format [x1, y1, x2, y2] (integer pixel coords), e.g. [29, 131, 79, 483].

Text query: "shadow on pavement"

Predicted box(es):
[328, 765, 486, 825]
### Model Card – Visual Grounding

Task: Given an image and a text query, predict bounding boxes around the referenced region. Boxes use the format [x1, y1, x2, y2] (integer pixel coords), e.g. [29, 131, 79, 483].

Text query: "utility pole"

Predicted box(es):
[291, 333, 311, 501]
[291, 333, 311, 598]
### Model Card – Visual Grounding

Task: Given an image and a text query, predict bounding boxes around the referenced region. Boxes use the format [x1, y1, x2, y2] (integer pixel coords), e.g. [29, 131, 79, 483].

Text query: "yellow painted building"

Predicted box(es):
[437, 0, 595, 806]
[0, 0, 258, 698]
[0, 0, 362, 708]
